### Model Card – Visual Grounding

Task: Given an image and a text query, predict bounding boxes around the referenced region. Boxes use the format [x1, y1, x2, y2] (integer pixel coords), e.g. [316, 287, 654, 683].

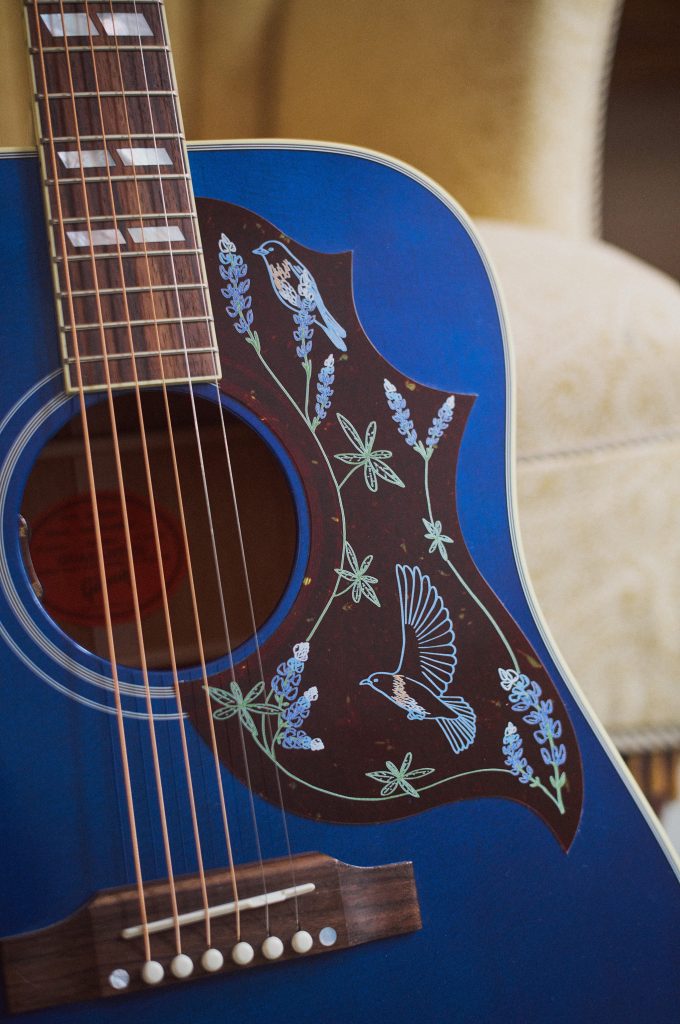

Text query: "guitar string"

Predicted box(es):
[79, 1, 225, 954]
[123, 0, 262, 928]
[102, 0, 243, 942]
[151, 0, 302, 932]
[28, 0, 151, 962]
[54, 0, 192, 957]
[132, 0, 276, 931]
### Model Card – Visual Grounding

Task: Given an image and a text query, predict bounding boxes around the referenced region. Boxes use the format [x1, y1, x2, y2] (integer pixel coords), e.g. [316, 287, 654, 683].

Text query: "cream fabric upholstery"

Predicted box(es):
[479, 222, 680, 731]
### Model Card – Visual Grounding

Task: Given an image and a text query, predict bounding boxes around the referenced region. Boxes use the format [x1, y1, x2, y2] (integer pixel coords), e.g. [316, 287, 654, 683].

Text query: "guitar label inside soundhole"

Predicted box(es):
[29, 490, 185, 627]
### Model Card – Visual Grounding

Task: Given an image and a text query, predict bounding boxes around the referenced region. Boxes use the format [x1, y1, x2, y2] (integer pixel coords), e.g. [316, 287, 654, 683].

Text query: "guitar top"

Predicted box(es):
[0, 3, 678, 1022]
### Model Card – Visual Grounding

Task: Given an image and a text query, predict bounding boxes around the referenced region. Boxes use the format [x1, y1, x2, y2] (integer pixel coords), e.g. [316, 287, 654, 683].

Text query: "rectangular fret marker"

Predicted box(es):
[97, 13, 153, 37]
[58, 150, 113, 169]
[128, 226, 185, 244]
[116, 147, 172, 167]
[40, 14, 98, 37]
[66, 229, 126, 248]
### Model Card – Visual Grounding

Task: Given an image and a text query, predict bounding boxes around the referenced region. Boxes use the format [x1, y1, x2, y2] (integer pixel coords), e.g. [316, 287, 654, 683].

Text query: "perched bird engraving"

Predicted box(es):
[252, 240, 348, 351]
[360, 564, 476, 754]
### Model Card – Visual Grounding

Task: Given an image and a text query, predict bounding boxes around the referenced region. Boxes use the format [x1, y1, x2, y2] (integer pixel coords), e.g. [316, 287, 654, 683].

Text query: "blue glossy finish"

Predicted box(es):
[0, 147, 678, 1023]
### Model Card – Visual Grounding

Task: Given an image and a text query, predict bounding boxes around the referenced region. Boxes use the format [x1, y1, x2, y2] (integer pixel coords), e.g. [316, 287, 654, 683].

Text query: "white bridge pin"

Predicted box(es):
[141, 960, 165, 985]
[232, 941, 255, 966]
[170, 954, 194, 979]
[261, 935, 284, 960]
[291, 930, 313, 954]
[201, 948, 224, 973]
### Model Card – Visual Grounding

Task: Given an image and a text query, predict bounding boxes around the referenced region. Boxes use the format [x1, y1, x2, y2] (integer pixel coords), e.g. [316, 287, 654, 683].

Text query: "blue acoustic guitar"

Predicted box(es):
[0, 3, 678, 1022]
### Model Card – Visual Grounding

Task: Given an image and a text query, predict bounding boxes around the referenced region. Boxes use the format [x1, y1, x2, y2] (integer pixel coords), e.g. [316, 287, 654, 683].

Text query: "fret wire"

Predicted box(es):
[37, 90, 178, 99]
[63, 315, 213, 331]
[60, 282, 209, 298]
[56, 247, 202, 262]
[54, 211, 197, 224]
[30, 1, 162, 5]
[33, 46, 171, 54]
[65, 346, 219, 366]
[77, 372, 221, 395]
[46, 133, 181, 142]
[46, 172, 191, 185]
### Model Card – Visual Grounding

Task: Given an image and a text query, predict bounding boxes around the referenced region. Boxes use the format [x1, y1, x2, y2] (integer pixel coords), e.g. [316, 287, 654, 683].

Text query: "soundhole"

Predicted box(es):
[20, 391, 298, 671]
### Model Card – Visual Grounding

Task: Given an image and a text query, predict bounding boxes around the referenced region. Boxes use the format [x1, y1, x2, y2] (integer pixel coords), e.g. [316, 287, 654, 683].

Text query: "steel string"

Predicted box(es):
[151, 0, 304, 930]
[102, 0, 244, 941]
[135, 0, 290, 932]
[29, 0, 152, 961]
[71, 0, 236, 955]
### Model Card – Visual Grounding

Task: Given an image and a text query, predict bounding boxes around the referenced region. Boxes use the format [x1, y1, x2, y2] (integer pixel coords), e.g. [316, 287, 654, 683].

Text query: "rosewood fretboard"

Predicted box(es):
[25, 0, 221, 391]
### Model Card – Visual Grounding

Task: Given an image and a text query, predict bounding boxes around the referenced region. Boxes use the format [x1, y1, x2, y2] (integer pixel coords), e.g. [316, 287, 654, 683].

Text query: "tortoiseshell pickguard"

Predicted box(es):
[191, 198, 583, 850]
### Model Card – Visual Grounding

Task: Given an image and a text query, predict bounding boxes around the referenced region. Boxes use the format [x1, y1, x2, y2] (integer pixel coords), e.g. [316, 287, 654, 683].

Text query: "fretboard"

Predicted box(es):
[25, 0, 221, 392]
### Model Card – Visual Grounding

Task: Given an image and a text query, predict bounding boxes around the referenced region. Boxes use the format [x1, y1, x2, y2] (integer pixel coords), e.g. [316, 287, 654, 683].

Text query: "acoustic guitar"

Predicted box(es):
[0, 3, 678, 1022]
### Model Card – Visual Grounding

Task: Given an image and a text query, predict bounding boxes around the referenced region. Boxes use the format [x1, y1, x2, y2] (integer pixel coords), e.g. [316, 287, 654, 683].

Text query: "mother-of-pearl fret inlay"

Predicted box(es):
[66, 229, 126, 248]
[117, 146, 172, 167]
[128, 226, 185, 244]
[98, 13, 154, 37]
[58, 149, 113, 169]
[40, 13, 98, 37]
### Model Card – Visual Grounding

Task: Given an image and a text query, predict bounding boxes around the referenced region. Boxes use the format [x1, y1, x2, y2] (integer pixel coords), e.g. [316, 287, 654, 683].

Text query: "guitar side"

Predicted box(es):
[0, 141, 678, 1024]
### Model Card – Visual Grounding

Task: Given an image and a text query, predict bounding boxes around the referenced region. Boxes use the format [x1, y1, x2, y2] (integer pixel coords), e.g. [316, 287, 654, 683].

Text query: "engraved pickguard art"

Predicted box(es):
[190, 199, 584, 849]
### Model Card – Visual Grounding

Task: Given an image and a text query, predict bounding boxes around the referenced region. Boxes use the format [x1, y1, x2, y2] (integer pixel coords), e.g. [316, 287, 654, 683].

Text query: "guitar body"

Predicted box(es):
[0, 142, 677, 1023]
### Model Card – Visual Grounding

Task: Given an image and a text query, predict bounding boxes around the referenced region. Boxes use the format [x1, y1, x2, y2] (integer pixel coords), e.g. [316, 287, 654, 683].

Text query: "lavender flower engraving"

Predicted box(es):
[218, 233, 259, 351]
[383, 379, 419, 448]
[312, 354, 335, 430]
[383, 379, 457, 461]
[270, 642, 323, 752]
[426, 396, 455, 448]
[271, 642, 309, 701]
[281, 686, 324, 750]
[281, 728, 324, 751]
[293, 270, 315, 361]
[382, 379, 459, 560]
[502, 722, 534, 783]
[499, 668, 567, 812]
[208, 641, 323, 753]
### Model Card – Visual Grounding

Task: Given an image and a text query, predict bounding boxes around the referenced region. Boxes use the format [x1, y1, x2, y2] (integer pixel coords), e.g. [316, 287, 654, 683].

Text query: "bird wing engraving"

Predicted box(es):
[394, 565, 457, 695]
[435, 703, 476, 753]
[312, 291, 347, 349]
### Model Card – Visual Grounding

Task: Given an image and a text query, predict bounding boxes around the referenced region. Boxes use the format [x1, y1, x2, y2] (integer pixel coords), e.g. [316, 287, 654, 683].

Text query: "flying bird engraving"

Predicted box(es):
[360, 564, 476, 754]
[252, 239, 347, 351]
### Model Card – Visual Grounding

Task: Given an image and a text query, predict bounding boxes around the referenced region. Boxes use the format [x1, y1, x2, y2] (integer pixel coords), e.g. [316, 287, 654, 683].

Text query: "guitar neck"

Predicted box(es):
[24, 0, 220, 393]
